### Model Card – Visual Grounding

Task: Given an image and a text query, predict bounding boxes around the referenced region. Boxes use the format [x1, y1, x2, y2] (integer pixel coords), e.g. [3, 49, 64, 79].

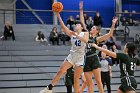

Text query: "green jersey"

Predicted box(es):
[65, 67, 74, 78]
[117, 53, 140, 78]
[86, 36, 97, 56]
[65, 67, 74, 85]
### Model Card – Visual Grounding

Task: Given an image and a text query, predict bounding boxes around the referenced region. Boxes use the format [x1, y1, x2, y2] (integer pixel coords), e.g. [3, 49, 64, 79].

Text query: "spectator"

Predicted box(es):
[105, 36, 115, 49]
[100, 45, 112, 93]
[58, 29, 70, 45]
[94, 11, 102, 28]
[66, 16, 75, 31]
[75, 15, 80, 23]
[86, 16, 94, 31]
[3, 21, 15, 41]
[35, 31, 47, 42]
[83, 13, 88, 25]
[111, 44, 119, 66]
[49, 27, 59, 45]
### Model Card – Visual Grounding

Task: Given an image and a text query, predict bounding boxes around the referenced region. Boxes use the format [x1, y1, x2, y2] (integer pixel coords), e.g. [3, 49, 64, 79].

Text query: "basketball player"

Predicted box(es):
[93, 43, 140, 93]
[39, 5, 89, 93]
[79, 1, 118, 93]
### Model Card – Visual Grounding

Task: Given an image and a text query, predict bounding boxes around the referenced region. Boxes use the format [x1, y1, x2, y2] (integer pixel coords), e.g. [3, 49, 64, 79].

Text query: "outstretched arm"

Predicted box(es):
[55, 13, 73, 36]
[96, 17, 118, 43]
[93, 44, 117, 58]
[79, 1, 87, 30]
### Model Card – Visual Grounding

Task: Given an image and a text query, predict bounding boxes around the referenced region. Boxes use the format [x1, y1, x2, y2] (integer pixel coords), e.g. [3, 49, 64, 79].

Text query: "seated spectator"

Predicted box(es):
[49, 27, 59, 45]
[58, 29, 70, 45]
[86, 16, 94, 31]
[35, 31, 47, 42]
[75, 15, 80, 23]
[66, 16, 75, 31]
[3, 21, 15, 41]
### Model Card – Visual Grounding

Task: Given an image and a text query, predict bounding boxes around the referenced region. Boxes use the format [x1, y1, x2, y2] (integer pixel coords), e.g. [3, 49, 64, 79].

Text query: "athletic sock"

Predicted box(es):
[47, 84, 53, 90]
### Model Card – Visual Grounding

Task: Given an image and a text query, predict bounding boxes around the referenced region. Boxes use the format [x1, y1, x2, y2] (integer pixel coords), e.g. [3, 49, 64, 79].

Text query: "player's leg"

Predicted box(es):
[40, 60, 72, 93]
[92, 68, 104, 93]
[51, 60, 72, 86]
[73, 66, 83, 93]
[79, 73, 89, 93]
[84, 72, 94, 93]
[66, 84, 73, 93]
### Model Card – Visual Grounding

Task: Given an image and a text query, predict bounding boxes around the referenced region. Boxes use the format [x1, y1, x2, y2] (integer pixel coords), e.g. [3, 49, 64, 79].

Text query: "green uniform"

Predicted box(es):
[65, 67, 74, 85]
[117, 53, 140, 92]
[84, 36, 101, 72]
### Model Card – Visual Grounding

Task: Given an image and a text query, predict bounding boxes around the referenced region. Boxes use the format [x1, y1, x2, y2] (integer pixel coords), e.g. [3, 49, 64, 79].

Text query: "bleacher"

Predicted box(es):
[0, 25, 140, 93]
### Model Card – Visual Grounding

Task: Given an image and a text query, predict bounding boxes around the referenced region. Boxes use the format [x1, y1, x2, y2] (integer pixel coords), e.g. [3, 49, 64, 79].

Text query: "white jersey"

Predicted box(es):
[70, 32, 86, 55]
[66, 32, 86, 66]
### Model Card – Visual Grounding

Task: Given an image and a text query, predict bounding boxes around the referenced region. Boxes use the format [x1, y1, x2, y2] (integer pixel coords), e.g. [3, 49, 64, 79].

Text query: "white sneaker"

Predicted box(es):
[39, 88, 52, 93]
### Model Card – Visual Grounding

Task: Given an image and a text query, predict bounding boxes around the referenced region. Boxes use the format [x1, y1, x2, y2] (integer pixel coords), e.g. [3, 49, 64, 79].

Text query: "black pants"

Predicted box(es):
[66, 85, 72, 93]
[101, 71, 111, 93]
[4, 33, 15, 40]
[50, 37, 59, 45]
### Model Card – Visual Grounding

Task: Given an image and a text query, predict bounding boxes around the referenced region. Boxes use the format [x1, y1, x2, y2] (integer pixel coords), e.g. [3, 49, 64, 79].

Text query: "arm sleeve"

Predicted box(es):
[116, 53, 127, 63]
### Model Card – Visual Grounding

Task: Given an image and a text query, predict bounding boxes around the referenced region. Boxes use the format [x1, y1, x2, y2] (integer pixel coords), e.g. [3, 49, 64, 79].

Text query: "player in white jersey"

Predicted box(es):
[39, 5, 89, 93]
[67, 32, 86, 66]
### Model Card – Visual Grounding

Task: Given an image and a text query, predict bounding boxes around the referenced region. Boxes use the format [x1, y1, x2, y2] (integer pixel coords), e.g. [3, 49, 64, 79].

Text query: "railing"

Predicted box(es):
[0, 9, 96, 25]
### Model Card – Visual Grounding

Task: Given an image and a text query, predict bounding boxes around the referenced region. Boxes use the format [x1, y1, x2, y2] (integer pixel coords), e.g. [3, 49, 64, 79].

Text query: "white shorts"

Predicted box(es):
[65, 52, 85, 67]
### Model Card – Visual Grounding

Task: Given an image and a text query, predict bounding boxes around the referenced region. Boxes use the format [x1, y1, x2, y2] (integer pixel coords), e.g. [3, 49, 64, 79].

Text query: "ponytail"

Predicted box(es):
[126, 43, 136, 58]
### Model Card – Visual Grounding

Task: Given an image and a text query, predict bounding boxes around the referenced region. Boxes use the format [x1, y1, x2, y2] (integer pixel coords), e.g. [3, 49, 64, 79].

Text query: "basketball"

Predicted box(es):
[52, 2, 63, 12]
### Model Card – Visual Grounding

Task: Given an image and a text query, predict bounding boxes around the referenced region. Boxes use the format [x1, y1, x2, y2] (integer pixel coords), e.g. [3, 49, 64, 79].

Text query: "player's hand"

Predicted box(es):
[92, 43, 98, 48]
[112, 16, 118, 24]
[79, 1, 83, 10]
[54, 12, 59, 16]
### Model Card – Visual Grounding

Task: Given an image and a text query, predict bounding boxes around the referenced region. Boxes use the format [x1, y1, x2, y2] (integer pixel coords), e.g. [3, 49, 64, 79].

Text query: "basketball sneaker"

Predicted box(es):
[39, 87, 52, 93]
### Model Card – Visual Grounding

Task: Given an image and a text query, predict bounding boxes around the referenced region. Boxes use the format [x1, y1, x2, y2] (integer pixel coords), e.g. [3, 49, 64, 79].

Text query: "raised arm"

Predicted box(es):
[79, 1, 87, 30]
[96, 17, 118, 43]
[93, 44, 117, 58]
[55, 13, 73, 36]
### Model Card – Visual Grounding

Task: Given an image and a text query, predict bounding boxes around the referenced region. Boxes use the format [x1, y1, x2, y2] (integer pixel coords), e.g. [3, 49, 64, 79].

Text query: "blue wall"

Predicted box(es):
[58, 0, 115, 27]
[122, 0, 140, 20]
[16, 0, 52, 24]
[16, 0, 115, 27]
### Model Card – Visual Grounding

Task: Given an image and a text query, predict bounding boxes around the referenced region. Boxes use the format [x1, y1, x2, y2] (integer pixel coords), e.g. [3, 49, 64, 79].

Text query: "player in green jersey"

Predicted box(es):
[93, 42, 140, 93]
[79, 1, 118, 93]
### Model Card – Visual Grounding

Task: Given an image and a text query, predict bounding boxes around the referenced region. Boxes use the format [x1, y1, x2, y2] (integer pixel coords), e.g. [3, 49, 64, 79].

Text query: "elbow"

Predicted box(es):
[84, 39, 88, 43]
[108, 32, 112, 37]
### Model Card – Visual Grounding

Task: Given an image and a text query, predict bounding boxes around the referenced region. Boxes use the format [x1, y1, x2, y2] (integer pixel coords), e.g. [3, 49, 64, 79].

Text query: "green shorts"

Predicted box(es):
[84, 55, 101, 72]
[119, 76, 137, 92]
[64, 76, 74, 85]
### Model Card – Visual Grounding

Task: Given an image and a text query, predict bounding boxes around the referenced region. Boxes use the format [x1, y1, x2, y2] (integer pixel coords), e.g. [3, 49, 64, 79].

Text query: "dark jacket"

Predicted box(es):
[94, 15, 102, 26]
[4, 26, 15, 40]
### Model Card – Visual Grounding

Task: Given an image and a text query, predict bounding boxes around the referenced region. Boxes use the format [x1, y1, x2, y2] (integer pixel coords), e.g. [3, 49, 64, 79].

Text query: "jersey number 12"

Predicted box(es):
[75, 40, 81, 46]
